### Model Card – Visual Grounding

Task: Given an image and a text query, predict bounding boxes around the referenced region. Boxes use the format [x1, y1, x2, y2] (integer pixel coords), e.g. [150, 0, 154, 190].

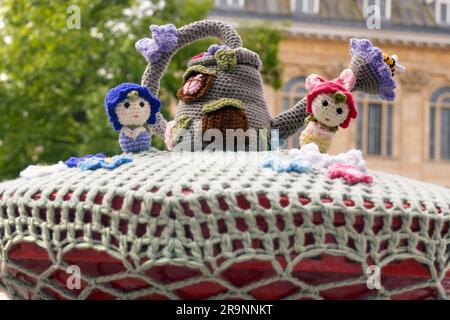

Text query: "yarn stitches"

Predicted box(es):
[350, 39, 397, 101]
[1, 151, 449, 300]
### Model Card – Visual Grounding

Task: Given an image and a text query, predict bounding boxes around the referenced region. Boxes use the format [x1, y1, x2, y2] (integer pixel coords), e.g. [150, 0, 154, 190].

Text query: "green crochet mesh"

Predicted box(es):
[0, 151, 449, 300]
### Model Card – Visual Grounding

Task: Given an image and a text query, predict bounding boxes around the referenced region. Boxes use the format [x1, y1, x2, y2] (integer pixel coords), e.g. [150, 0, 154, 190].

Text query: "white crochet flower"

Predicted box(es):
[289, 143, 367, 171]
[20, 161, 69, 179]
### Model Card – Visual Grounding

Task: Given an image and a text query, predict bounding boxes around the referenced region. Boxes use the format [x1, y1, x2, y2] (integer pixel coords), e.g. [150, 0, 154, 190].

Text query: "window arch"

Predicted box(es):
[429, 87, 450, 161]
[281, 76, 307, 148]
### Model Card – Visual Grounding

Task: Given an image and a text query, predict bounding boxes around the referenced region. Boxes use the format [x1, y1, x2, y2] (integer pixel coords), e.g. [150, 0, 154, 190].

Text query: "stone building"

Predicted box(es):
[207, 0, 450, 187]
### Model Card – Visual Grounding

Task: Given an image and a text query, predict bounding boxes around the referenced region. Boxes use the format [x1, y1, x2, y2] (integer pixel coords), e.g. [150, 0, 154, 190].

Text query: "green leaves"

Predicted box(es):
[239, 22, 284, 89]
[0, 0, 283, 180]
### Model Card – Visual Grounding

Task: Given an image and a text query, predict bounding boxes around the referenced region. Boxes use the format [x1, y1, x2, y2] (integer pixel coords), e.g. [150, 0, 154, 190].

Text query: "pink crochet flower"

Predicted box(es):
[327, 163, 373, 185]
[165, 120, 176, 151]
[191, 52, 206, 60]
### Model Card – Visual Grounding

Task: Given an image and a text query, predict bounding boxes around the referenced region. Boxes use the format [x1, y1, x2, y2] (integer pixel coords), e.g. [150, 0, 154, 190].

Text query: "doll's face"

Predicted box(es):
[312, 93, 350, 127]
[116, 97, 151, 127]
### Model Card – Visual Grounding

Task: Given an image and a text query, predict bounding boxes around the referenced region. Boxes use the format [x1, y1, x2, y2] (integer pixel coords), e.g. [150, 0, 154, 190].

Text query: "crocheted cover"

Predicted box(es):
[0, 151, 449, 300]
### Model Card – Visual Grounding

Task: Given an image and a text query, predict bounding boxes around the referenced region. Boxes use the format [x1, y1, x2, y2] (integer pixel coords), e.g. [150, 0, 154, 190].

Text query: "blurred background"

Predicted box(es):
[0, 0, 449, 187]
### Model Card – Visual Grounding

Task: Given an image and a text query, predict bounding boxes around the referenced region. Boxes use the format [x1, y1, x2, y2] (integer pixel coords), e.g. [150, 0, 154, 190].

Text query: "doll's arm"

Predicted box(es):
[270, 97, 308, 140]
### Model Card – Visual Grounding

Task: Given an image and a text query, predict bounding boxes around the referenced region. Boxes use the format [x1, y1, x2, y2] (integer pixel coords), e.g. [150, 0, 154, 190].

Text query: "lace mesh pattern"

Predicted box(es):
[0, 151, 449, 299]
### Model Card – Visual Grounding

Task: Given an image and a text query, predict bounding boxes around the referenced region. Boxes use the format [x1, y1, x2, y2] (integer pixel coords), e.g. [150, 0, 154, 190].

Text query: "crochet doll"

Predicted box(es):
[300, 69, 358, 153]
[105, 83, 160, 153]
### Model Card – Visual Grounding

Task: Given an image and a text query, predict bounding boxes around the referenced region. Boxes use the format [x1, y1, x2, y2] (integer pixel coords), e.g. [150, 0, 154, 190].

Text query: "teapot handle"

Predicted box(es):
[141, 20, 242, 97]
[139, 20, 242, 137]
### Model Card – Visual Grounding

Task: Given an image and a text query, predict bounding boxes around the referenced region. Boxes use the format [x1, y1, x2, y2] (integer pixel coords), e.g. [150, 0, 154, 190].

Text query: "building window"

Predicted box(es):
[291, 0, 320, 15]
[364, 0, 391, 20]
[429, 87, 450, 161]
[281, 76, 308, 148]
[215, 0, 245, 9]
[356, 93, 394, 157]
[436, 0, 450, 25]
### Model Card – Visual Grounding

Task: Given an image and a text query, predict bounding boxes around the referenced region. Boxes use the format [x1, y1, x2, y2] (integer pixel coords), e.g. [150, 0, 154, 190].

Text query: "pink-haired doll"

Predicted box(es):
[300, 69, 358, 153]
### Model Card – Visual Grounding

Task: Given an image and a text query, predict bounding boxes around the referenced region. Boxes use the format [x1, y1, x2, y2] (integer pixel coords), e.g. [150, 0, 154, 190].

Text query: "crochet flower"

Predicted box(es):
[20, 162, 69, 179]
[290, 143, 367, 171]
[191, 52, 206, 61]
[65, 154, 106, 168]
[135, 24, 178, 63]
[350, 39, 396, 101]
[207, 44, 229, 56]
[78, 156, 133, 171]
[261, 155, 311, 174]
[164, 120, 176, 151]
[327, 163, 373, 185]
[190, 45, 229, 61]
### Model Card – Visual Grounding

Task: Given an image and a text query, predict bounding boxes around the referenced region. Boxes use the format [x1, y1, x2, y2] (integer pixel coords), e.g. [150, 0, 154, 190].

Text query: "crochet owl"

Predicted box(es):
[300, 69, 358, 153]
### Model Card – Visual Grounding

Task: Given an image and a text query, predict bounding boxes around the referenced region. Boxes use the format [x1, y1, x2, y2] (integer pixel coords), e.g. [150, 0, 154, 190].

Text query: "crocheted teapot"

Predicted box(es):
[135, 20, 398, 151]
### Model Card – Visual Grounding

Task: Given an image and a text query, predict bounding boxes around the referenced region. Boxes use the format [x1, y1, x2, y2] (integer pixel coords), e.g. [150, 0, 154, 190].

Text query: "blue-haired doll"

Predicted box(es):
[105, 83, 160, 153]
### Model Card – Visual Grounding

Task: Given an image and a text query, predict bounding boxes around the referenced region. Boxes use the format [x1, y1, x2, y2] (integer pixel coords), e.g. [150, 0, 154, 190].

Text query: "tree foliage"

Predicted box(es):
[0, 0, 283, 180]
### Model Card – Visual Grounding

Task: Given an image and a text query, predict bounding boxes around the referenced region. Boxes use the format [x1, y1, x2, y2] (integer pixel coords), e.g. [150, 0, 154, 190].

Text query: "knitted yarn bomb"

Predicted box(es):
[300, 70, 357, 153]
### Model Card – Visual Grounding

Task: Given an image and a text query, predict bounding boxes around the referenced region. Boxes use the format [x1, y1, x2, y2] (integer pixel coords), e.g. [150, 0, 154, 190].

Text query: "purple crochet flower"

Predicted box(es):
[350, 39, 396, 101]
[65, 154, 106, 168]
[135, 24, 178, 63]
[207, 44, 229, 56]
[77, 155, 133, 171]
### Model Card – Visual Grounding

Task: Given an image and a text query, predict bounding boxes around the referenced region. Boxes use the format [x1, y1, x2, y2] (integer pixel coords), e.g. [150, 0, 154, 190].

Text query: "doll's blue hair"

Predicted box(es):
[105, 83, 161, 131]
